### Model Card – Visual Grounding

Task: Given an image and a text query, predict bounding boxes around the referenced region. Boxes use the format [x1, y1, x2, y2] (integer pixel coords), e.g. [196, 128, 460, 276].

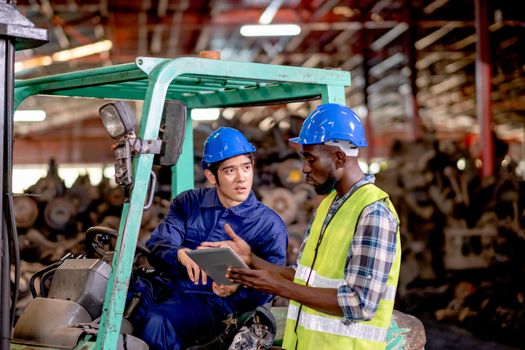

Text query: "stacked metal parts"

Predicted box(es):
[12, 120, 525, 347]
[11, 122, 323, 323]
[374, 133, 525, 346]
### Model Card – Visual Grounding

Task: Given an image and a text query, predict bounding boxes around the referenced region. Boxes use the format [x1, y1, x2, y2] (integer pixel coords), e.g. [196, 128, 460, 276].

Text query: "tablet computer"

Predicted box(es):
[186, 247, 249, 285]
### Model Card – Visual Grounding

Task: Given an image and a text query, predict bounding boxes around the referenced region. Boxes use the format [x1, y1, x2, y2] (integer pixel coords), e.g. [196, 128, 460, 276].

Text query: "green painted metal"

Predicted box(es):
[96, 60, 173, 349]
[386, 318, 408, 350]
[14, 62, 140, 87]
[11, 339, 96, 350]
[321, 84, 348, 104]
[180, 83, 325, 109]
[96, 201, 130, 349]
[172, 113, 194, 198]
[14, 57, 349, 108]
[13, 56, 350, 350]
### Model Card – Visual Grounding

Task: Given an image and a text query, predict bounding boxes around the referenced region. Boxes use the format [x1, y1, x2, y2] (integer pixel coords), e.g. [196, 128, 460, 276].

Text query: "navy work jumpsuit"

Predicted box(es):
[130, 187, 288, 350]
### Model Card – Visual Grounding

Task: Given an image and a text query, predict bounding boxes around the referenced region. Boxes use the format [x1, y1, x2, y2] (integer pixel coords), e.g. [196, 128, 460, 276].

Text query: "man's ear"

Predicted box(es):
[204, 169, 217, 185]
[335, 150, 347, 169]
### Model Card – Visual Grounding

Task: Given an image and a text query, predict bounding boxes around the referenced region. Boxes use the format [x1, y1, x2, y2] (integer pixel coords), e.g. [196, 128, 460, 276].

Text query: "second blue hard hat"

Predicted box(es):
[289, 103, 367, 147]
[202, 127, 256, 169]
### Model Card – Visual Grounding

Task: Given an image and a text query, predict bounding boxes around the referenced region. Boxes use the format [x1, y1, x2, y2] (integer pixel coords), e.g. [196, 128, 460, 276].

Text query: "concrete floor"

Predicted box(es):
[423, 318, 522, 350]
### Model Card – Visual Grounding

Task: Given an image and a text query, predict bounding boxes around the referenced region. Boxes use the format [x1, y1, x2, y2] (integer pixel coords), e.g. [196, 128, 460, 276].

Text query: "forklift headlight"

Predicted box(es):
[99, 102, 136, 139]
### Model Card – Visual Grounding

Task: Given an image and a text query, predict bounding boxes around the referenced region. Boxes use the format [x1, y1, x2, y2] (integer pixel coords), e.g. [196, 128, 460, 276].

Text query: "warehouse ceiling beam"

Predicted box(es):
[195, 26, 212, 52]
[405, 1, 423, 141]
[367, 73, 404, 94]
[137, 10, 148, 56]
[369, 52, 405, 78]
[371, 22, 409, 51]
[430, 74, 467, 95]
[165, 9, 183, 56]
[415, 22, 460, 50]
[324, 28, 357, 52]
[9, 0, 525, 151]
[362, 31, 374, 164]
[475, 0, 493, 177]
[449, 21, 505, 51]
[444, 54, 475, 74]
[423, 0, 449, 15]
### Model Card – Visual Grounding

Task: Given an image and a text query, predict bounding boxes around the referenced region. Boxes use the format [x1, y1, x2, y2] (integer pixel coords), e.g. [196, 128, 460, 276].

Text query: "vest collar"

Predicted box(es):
[334, 174, 375, 206]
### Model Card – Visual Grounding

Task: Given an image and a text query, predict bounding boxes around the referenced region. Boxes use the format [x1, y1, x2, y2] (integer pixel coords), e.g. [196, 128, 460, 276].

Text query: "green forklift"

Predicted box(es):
[7, 56, 425, 349]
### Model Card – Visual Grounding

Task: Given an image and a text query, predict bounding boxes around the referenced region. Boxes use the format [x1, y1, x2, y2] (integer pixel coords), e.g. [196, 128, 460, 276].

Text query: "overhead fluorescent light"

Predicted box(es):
[14, 110, 46, 122]
[259, 0, 284, 25]
[240, 24, 301, 37]
[16, 40, 113, 73]
[52, 40, 113, 62]
[15, 56, 53, 72]
[191, 108, 220, 121]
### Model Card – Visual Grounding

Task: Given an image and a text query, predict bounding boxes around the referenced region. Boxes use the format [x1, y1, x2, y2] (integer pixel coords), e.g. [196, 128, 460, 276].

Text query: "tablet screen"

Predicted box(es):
[186, 247, 249, 285]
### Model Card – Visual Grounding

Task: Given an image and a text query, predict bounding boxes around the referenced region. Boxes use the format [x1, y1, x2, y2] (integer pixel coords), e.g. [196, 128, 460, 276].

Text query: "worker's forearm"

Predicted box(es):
[230, 255, 340, 315]
[280, 283, 343, 316]
[250, 253, 296, 280]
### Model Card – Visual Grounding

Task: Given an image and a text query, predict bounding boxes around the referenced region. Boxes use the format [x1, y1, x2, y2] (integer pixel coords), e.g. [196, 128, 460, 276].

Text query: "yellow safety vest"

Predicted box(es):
[282, 184, 401, 350]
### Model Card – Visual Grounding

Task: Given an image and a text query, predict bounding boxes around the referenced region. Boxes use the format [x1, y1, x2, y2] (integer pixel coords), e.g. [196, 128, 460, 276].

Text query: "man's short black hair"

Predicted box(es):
[206, 161, 221, 180]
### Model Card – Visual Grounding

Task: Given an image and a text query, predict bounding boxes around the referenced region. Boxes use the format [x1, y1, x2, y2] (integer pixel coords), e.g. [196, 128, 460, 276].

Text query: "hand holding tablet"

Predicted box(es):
[186, 247, 250, 285]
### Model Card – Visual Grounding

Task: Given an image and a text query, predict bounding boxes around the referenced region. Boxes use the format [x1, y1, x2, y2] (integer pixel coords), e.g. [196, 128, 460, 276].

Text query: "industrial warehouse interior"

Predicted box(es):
[1, 0, 524, 349]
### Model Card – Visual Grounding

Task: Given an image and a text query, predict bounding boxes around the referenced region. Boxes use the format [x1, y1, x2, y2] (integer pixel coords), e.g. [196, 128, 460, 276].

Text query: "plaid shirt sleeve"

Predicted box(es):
[337, 200, 398, 323]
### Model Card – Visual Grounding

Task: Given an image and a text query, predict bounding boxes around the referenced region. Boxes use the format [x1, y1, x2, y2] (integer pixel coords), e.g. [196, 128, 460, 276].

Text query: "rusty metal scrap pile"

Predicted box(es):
[12, 123, 322, 317]
[12, 158, 168, 319]
[13, 122, 525, 346]
[375, 135, 525, 346]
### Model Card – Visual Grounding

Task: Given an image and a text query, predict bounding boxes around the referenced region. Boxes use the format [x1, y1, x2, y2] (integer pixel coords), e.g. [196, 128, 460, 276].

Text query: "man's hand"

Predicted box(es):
[178, 248, 207, 285]
[200, 224, 252, 265]
[226, 267, 286, 296]
[212, 282, 239, 297]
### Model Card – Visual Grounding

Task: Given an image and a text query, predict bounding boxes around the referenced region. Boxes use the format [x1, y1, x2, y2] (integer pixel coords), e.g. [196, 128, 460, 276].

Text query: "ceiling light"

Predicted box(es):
[15, 56, 53, 72]
[14, 110, 46, 122]
[16, 40, 113, 74]
[191, 108, 220, 121]
[240, 24, 301, 37]
[52, 40, 113, 62]
[259, 0, 283, 25]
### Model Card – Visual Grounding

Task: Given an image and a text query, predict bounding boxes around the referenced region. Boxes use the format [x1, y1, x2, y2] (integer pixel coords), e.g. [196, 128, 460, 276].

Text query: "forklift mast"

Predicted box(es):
[11, 56, 350, 349]
[1, 2, 47, 350]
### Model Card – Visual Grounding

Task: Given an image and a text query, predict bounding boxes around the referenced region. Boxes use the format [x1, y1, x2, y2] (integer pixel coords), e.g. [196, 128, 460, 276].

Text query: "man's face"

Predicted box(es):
[206, 154, 254, 208]
[301, 144, 338, 195]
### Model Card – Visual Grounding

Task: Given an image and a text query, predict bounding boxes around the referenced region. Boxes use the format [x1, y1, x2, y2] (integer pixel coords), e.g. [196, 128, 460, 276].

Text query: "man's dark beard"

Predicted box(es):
[314, 176, 337, 195]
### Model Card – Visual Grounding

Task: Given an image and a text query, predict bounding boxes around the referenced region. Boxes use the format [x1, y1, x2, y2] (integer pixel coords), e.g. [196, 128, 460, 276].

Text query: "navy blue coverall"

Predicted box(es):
[130, 187, 288, 350]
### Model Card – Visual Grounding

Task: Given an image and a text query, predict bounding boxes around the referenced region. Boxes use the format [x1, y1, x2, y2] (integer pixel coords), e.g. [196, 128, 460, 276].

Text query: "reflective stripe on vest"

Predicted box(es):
[282, 184, 401, 350]
[287, 304, 388, 343]
[295, 264, 397, 301]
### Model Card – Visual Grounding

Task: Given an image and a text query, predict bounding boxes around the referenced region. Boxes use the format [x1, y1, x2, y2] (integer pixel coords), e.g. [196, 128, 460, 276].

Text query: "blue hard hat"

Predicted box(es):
[202, 127, 256, 169]
[289, 103, 367, 147]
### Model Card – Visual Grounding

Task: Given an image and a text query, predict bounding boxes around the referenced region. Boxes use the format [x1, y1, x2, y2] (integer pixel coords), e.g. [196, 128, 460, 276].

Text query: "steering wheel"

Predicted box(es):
[86, 226, 152, 262]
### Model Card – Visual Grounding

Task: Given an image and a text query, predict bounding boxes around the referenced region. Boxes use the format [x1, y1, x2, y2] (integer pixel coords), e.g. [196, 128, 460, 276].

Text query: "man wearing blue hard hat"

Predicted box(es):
[205, 104, 401, 349]
[129, 127, 288, 349]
